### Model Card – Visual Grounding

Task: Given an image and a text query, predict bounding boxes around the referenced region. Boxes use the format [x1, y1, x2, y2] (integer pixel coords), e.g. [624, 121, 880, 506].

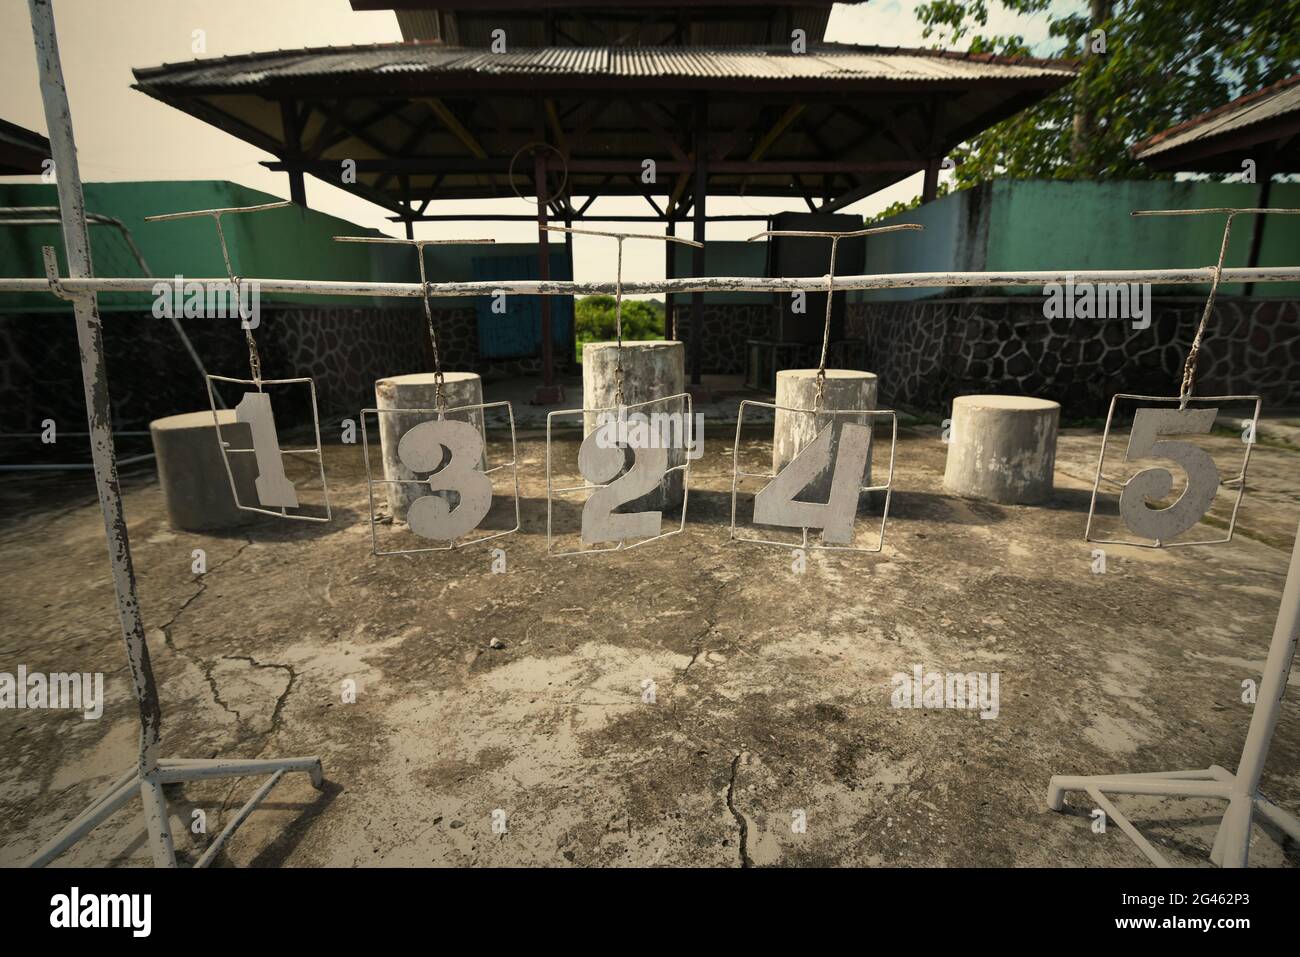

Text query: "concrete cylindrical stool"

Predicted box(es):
[943, 394, 1060, 504]
[582, 340, 687, 510]
[375, 371, 486, 523]
[151, 410, 261, 532]
[774, 369, 878, 499]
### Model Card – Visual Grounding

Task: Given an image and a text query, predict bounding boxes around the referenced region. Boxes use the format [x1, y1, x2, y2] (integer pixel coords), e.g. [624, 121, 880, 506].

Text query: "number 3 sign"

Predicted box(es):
[361, 401, 521, 556]
[1085, 393, 1261, 548]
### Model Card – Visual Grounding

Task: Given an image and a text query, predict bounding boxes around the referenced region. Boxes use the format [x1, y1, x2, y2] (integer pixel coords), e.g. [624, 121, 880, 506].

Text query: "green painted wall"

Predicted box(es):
[0, 180, 422, 313]
[859, 179, 1300, 300]
[671, 239, 769, 303]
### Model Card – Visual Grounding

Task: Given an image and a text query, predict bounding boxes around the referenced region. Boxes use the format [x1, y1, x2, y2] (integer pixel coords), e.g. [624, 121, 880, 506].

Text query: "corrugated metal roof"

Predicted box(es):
[1134, 74, 1300, 161]
[392, 7, 834, 48]
[134, 43, 1075, 89]
[0, 118, 52, 175]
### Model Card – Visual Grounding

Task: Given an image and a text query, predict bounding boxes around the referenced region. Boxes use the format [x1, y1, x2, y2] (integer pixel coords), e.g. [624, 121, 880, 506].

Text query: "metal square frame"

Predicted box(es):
[1084, 392, 1262, 548]
[730, 399, 897, 552]
[360, 399, 520, 556]
[545, 392, 693, 557]
[204, 373, 331, 522]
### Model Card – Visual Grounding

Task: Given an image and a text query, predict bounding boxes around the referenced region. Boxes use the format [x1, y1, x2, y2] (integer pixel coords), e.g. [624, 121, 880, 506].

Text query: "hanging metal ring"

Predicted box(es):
[508, 142, 569, 206]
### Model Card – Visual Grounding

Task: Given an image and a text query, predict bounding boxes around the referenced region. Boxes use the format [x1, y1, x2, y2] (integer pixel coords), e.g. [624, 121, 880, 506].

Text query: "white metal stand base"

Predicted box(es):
[28, 756, 324, 868]
[1049, 512, 1300, 868]
[1047, 765, 1300, 868]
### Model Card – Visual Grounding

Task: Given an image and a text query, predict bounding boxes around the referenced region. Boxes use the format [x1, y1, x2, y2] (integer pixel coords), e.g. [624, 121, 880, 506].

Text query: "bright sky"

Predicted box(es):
[0, 0, 1066, 287]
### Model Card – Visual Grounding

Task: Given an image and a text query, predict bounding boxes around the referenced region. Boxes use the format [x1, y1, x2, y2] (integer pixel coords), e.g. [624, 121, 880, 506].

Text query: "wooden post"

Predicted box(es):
[280, 100, 307, 207]
[1244, 156, 1274, 298]
[689, 98, 707, 389]
[921, 158, 940, 204]
[532, 149, 563, 403]
[563, 206, 575, 365]
[665, 216, 676, 340]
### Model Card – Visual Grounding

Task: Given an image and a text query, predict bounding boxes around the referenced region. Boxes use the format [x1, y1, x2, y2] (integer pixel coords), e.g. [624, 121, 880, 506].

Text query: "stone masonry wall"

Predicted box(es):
[846, 297, 1300, 418]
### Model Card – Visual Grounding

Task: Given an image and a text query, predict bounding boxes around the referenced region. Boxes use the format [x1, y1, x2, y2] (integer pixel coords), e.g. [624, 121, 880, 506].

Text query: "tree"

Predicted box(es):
[574, 296, 665, 359]
[911, 0, 1300, 186]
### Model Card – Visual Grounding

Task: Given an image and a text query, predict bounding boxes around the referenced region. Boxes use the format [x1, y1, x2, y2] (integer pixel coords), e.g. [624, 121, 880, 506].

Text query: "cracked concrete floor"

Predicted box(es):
[1, 424, 1299, 867]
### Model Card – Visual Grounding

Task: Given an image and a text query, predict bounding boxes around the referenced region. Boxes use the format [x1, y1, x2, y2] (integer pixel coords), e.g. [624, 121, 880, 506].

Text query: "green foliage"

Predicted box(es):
[895, 0, 1299, 196]
[574, 296, 666, 361]
[867, 182, 953, 223]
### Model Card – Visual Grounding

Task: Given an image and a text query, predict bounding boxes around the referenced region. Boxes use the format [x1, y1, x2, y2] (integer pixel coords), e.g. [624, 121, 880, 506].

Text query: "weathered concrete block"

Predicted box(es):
[773, 368, 878, 499]
[582, 340, 687, 510]
[374, 371, 486, 523]
[150, 410, 261, 532]
[943, 394, 1060, 504]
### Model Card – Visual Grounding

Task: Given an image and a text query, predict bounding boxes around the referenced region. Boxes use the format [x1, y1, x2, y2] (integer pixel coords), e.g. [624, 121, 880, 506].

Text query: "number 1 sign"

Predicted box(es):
[150, 200, 332, 522]
[205, 374, 332, 522]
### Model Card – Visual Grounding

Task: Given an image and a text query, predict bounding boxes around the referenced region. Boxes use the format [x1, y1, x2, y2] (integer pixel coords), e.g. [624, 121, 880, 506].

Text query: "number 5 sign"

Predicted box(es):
[1085, 393, 1261, 547]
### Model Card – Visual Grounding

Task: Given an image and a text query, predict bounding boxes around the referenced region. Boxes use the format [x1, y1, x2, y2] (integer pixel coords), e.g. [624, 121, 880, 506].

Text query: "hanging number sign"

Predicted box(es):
[343, 236, 521, 556]
[1083, 208, 1292, 547]
[730, 224, 921, 552]
[754, 418, 873, 545]
[543, 226, 701, 556]
[148, 201, 332, 522]
[236, 391, 299, 509]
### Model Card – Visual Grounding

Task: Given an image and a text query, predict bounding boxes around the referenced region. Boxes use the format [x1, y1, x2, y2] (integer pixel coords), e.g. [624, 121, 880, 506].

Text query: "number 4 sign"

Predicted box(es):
[731, 400, 897, 551]
[1085, 393, 1261, 547]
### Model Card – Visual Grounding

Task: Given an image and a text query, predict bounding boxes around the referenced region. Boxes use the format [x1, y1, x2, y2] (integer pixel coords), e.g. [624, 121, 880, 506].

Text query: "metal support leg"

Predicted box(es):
[25, 0, 326, 870]
[1048, 514, 1300, 866]
[28, 757, 324, 868]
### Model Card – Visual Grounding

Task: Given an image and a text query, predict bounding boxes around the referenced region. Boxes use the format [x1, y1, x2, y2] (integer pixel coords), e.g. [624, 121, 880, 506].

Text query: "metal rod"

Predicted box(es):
[536, 151, 554, 391]
[194, 769, 286, 868]
[1220, 512, 1300, 864]
[0, 453, 155, 472]
[384, 213, 774, 223]
[27, 0, 163, 786]
[143, 200, 292, 223]
[7, 265, 1299, 300]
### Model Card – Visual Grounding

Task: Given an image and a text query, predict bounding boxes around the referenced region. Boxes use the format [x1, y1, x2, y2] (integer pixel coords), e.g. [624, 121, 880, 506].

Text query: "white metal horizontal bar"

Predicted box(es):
[2, 266, 1299, 301]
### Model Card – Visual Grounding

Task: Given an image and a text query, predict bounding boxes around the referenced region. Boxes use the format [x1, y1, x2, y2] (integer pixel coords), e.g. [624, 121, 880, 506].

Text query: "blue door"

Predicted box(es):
[472, 253, 572, 359]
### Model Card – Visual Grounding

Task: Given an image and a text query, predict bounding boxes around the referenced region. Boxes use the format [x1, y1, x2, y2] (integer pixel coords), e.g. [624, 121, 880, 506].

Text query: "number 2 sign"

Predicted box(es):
[545, 395, 693, 556]
[1085, 393, 1261, 547]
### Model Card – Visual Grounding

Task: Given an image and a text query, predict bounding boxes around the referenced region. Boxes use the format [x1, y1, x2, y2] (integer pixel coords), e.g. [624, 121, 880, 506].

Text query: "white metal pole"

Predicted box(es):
[1214, 515, 1300, 866]
[27, 0, 171, 866]
[1235, 516, 1300, 790]
[4, 266, 1300, 301]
